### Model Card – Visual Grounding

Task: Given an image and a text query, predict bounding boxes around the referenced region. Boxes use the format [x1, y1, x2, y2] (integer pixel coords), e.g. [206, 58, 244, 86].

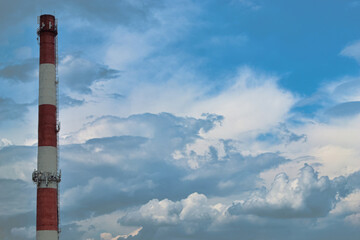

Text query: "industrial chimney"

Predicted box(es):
[32, 14, 61, 240]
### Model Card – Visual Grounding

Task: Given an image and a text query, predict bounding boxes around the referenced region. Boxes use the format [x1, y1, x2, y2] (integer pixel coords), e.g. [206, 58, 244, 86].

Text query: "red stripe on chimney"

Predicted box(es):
[38, 104, 57, 147]
[36, 188, 58, 231]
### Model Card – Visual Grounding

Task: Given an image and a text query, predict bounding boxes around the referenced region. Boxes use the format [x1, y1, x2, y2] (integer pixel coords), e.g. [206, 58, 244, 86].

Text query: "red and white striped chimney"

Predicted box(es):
[33, 14, 61, 240]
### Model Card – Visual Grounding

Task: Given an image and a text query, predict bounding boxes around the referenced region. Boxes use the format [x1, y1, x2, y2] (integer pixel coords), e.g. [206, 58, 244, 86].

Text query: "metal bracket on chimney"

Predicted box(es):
[32, 170, 61, 186]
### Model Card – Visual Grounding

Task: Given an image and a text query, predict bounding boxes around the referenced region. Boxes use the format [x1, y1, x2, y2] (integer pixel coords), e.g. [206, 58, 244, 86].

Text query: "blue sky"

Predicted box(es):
[1, 0, 360, 239]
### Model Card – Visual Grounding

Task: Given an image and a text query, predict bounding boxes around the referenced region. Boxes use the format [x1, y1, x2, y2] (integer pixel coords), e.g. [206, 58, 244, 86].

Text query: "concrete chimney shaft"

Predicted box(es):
[33, 14, 61, 240]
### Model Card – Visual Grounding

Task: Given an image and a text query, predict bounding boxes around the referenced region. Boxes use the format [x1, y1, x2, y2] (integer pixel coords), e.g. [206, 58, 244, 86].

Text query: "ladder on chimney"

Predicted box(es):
[55, 23, 61, 237]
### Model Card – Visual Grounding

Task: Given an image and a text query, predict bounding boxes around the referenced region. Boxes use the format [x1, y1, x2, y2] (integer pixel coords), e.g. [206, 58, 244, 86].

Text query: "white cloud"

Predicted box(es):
[345, 213, 360, 226]
[62, 115, 155, 144]
[10, 226, 35, 239]
[230, 0, 262, 10]
[117, 163, 357, 238]
[65, 210, 140, 240]
[198, 67, 294, 139]
[0, 145, 36, 181]
[229, 164, 349, 218]
[0, 138, 12, 148]
[103, 0, 199, 70]
[14, 46, 32, 60]
[323, 76, 360, 103]
[60, 66, 295, 148]
[172, 138, 226, 169]
[298, 116, 360, 177]
[2, 1, 360, 239]
[121, 192, 226, 234]
[100, 227, 143, 240]
[340, 40, 360, 63]
[331, 190, 360, 216]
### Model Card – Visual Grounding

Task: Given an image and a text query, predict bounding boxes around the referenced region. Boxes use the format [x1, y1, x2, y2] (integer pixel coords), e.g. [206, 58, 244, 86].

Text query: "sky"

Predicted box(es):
[1, 0, 360, 239]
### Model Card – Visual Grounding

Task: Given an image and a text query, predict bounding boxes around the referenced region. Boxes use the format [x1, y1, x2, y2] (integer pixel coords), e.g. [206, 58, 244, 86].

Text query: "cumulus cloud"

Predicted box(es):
[269, 75, 360, 179]
[120, 192, 224, 234]
[229, 164, 350, 218]
[60, 112, 288, 190]
[112, 165, 360, 240]
[189, 67, 296, 140]
[56, 113, 227, 220]
[100, 227, 142, 240]
[2, 1, 360, 239]
[330, 190, 360, 225]
[52, 112, 291, 225]
[293, 116, 360, 178]
[60, 66, 296, 145]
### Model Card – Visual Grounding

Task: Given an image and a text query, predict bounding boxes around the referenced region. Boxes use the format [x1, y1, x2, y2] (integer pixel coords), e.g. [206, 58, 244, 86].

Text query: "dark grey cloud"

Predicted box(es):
[2, 112, 360, 240]
[109, 93, 125, 99]
[59, 55, 120, 93]
[59, 113, 223, 220]
[0, 0, 34, 38]
[256, 123, 307, 145]
[9, 226, 35, 240]
[125, 218, 360, 240]
[0, 59, 37, 83]
[60, 94, 85, 108]
[0, 113, 360, 240]
[64, 0, 165, 27]
[0, 0, 165, 30]
[346, 170, 360, 189]
[117, 165, 360, 240]
[0, 146, 36, 240]
[57, 113, 289, 224]
[325, 101, 360, 118]
[60, 136, 152, 220]
[0, 145, 36, 166]
[0, 0, 167, 46]
[58, 223, 85, 240]
[0, 212, 35, 240]
[0, 97, 29, 123]
[0, 179, 35, 216]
